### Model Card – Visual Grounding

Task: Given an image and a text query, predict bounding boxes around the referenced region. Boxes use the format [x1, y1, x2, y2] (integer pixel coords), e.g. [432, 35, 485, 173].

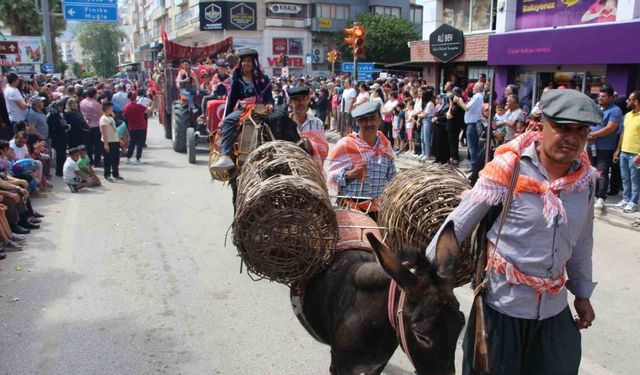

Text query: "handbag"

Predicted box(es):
[471, 160, 520, 372]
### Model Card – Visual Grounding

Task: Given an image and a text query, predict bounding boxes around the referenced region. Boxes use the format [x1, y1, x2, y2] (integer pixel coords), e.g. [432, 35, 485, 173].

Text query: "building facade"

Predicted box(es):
[121, 0, 423, 78]
[411, 0, 640, 102]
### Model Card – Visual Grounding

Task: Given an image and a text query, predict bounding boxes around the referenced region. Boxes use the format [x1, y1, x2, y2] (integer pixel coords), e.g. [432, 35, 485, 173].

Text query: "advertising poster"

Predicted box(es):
[272, 38, 288, 54]
[2, 37, 43, 64]
[228, 2, 257, 30]
[199, 1, 226, 31]
[288, 38, 303, 55]
[515, 0, 617, 29]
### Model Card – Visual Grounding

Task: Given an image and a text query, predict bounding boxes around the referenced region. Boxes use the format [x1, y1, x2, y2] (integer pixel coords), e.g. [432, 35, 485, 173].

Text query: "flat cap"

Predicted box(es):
[539, 89, 602, 126]
[351, 101, 381, 120]
[287, 86, 310, 98]
[237, 48, 258, 58]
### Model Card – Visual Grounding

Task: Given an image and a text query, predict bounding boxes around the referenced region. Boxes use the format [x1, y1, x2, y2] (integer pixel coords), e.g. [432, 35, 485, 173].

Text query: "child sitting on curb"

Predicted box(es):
[63, 147, 92, 193]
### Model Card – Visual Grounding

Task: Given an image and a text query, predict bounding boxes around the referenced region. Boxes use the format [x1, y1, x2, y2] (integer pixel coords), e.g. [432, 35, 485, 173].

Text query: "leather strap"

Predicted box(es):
[475, 161, 520, 295]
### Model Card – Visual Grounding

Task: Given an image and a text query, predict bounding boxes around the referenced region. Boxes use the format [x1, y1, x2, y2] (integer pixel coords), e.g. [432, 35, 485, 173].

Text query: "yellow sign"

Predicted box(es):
[319, 18, 332, 28]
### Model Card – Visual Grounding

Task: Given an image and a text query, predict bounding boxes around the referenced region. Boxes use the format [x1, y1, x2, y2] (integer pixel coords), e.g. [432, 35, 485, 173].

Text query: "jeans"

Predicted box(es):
[180, 87, 196, 109]
[589, 149, 614, 200]
[220, 109, 242, 156]
[89, 127, 103, 165]
[421, 117, 432, 157]
[465, 122, 480, 167]
[103, 142, 121, 178]
[127, 129, 147, 160]
[620, 152, 640, 204]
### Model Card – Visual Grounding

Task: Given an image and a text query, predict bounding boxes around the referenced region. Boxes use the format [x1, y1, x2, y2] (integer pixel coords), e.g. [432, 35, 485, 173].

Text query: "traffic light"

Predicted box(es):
[326, 50, 339, 63]
[343, 25, 366, 60]
[282, 53, 289, 67]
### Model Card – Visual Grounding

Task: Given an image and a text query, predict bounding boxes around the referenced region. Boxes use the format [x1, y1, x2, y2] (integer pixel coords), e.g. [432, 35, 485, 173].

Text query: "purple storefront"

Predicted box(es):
[488, 20, 640, 109]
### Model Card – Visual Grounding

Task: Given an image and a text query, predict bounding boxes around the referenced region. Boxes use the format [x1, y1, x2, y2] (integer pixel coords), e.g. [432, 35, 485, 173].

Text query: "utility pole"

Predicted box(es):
[41, 0, 55, 66]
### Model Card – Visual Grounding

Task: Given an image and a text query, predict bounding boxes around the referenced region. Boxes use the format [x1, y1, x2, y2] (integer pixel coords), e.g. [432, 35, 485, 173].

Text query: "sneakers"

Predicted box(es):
[133, 159, 142, 165]
[594, 198, 605, 210]
[125, 158, 131, 164]
[623, 202, 637, 213]
[114, 176, 124, 181]
[106, 176, 116, 182]
[210, 156, 235, 172]
[614, 200, 629, 210]
[68, 184, 78, 193]
[11, 234, 26, 242]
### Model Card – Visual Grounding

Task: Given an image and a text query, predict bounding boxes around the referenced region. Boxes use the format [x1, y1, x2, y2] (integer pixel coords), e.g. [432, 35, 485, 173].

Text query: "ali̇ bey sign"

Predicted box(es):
[429, 24, 464, 63]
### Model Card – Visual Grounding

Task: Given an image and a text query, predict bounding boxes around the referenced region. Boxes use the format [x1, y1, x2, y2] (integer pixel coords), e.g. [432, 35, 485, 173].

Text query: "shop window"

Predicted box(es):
[443, 0, 496, 33]
[468, 67, 493, 81]
[314, 4, 350, 19]
[410, 5, 423, 25]
[371, 6, 401, 17]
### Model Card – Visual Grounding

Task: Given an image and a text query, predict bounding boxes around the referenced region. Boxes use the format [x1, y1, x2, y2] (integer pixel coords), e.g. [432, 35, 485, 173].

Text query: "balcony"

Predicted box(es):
[152, 6, 166, 20]
[310, 17, 347, 33]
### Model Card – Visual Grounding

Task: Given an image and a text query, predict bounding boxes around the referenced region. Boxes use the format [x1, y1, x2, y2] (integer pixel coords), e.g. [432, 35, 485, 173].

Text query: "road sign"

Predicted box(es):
[41, 63, 55, 74]
[63, 3, 118, 22]
[341, 62, 378, 73]
[64, 0, 116, 3]
[0, 41, 19, 55]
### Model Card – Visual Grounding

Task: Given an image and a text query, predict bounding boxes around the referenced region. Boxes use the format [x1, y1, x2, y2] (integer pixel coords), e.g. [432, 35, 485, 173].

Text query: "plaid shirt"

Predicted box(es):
[333, 136, 396, 198]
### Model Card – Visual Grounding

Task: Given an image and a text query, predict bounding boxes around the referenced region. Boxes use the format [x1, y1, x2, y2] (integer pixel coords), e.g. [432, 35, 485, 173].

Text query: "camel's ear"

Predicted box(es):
[367, 233, 417, 290]
[434, 221, 460, 280]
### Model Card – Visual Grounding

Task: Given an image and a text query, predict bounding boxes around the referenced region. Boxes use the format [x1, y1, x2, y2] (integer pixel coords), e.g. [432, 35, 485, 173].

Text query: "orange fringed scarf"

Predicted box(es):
[462, 131, 598, 227]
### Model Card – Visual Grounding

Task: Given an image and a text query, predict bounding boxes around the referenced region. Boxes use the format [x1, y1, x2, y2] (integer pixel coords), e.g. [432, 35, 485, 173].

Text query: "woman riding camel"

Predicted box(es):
[210, 49, 274, 172]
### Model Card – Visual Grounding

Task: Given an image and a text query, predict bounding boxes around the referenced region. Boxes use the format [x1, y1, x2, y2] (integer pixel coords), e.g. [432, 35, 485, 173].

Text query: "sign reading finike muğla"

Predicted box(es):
[429, 24, 464, 63]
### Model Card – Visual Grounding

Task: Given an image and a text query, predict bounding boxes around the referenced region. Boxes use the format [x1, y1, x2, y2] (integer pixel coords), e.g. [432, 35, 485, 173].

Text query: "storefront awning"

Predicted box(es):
[488, 21, 640, 66]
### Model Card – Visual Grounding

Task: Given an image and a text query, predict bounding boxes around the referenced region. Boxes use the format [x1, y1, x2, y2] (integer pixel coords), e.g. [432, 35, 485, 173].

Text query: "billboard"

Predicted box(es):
[0, 37, 43, 64]
[515, 0, 617, 30]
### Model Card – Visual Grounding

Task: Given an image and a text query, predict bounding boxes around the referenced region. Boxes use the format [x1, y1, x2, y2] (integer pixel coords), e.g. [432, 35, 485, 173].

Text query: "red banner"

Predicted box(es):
[162, 29, 233, 61]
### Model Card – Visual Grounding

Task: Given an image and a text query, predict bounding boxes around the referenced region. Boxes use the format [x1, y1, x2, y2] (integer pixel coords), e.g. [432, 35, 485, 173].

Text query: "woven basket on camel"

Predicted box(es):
[377, 164, 474, 287]
[234, 141, 338, 285]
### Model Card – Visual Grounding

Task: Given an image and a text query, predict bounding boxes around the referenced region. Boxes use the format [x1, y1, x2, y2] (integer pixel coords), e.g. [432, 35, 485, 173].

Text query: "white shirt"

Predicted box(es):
[341, 87, 357, 112]
[4, 86, 27, 122]
[63, 156, 79, 183]
[9, 139, 29, 160]
[354, 92, 369, 107]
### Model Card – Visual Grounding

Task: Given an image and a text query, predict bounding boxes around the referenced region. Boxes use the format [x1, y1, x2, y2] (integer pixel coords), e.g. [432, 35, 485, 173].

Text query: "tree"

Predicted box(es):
[0, 0, 67, 69]
[75, 23, 125, 77]
[336, 13, 419, 64]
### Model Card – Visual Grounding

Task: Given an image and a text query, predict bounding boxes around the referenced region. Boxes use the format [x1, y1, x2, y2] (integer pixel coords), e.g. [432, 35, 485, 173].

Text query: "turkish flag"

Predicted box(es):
[207, 99, 226, 133]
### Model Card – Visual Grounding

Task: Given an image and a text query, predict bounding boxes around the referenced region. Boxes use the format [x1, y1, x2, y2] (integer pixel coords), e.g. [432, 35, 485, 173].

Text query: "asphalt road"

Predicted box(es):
[0, 120, 638, 375]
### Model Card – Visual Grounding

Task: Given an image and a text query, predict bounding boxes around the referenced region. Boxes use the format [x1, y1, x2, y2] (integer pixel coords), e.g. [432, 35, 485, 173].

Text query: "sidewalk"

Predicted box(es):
[324, 130, 640, 232]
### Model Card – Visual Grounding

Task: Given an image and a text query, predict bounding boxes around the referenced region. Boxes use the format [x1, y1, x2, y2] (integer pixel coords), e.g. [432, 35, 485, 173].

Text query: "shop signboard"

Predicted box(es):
[228, 2, 257, 30]
[2, 37, 43, 64]
[488, 21, 640, 65]
[199, 1, 225, 31]
[268, 4, 302, 15]
[515, 0, 617, 30]
[429, 24, 464, 63]
[199, 1, 257, 31]
[318, 18, 332, 29]
[0, 41, 19, 55]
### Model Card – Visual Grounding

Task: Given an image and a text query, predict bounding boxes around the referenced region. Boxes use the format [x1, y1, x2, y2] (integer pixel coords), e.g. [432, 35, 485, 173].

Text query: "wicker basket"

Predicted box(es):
[233, 141, 338, 285]
[377, 164, 474, 287]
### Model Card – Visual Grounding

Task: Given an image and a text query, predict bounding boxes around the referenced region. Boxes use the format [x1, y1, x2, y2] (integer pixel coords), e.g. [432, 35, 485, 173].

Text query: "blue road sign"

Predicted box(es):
[341, 62, 378, 73]
[63, 3, 118, 22]
[41, 63, 55, 74]
[64, 0, 117, 4]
